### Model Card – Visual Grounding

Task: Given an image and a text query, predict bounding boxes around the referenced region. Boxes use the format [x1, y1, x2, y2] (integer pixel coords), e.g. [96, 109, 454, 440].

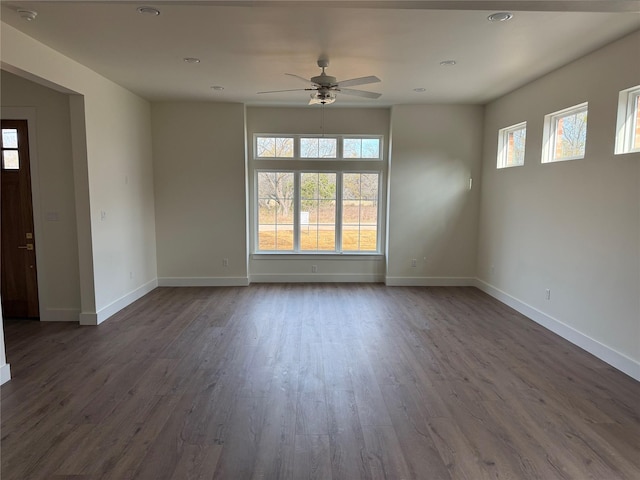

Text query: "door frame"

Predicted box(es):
[1, 107, 46, 321]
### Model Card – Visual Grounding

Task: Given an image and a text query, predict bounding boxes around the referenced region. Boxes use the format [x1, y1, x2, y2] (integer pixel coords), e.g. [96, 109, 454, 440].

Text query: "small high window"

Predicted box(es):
[542, 103, 588, 163]
[615, 85, 640, 155]
[497, 122, 526, 168]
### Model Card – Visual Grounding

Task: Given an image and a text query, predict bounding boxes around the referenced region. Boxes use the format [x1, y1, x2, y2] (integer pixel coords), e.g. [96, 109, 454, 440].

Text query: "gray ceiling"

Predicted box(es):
[2, 1, 639, 106]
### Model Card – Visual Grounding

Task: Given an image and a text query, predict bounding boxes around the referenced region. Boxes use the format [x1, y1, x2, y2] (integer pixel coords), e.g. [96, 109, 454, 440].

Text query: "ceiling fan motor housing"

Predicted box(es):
[311, 73, 337, 86]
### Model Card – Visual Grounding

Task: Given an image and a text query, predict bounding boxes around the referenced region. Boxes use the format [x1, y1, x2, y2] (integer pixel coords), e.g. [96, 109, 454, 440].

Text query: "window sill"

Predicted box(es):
[252, 252, 384, 261]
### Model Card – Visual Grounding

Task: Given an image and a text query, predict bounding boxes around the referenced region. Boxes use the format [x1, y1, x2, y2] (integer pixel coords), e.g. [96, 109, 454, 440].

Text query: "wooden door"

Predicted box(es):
[1, 119, 39, 318]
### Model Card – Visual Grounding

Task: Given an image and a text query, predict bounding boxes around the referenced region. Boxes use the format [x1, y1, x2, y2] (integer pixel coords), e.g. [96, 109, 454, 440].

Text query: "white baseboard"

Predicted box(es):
[250, 273, 385, 283]
[80, 279, 158, 326]
[0, 363, 11, 385]
[475, 279, 640, 382]
[40, 308, 81, 322]
[158, 277, 250, 287]
[385, 276, 475, 287]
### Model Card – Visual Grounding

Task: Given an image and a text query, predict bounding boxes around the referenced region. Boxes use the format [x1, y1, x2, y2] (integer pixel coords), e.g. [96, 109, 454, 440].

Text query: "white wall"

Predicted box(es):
[1, 23, 157, 324]
[0, 303, 9, 385]
[152, 102, 248, 286]
[387, 104, 484, 285]
[477, 30, 640, 379]
[1, 70, 81, 322]
[246, 106, 390, 282]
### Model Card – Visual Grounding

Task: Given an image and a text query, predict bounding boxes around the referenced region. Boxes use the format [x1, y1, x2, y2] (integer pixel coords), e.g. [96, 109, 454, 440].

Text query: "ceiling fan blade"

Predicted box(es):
[257, 88, 312, 94]
[339, 88, 382, 99]
[338, 75, 381, 88]
[285, 73, 314, 85]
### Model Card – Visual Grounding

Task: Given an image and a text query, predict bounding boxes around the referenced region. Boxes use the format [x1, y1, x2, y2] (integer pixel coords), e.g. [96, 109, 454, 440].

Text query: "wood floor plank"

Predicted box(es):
[362, 425, 413, 480]
[1, 285, 638, 480]
[293, 434, 332, 480]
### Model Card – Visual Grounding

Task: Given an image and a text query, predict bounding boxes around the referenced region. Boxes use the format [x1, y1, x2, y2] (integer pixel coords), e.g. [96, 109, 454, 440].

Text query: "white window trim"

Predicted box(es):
[497, 121, 526, 169]
[253, 134, 384, 161]
[542, 102, 588, 164]
[254, 169, 384, 255]
[615, 85, 640, 155]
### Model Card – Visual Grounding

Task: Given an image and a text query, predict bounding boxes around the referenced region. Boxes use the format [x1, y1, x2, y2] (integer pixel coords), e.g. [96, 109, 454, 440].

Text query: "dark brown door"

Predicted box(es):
[1, 119, 39, 318]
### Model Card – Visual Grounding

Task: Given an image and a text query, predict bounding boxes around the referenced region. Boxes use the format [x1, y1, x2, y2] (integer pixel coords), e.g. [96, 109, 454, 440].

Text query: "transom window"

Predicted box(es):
[252, 134, 384, 254]
[542, 102, 588, 163]
[497, 122, 526, 168]
[1, 128, 20, 170]
[254, 135, 383, 161]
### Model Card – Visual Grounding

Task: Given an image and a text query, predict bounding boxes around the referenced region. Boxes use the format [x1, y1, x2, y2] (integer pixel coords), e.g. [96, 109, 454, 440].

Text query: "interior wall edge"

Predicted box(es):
[0, 363, 11, 386]
[80, 278, 158, 326]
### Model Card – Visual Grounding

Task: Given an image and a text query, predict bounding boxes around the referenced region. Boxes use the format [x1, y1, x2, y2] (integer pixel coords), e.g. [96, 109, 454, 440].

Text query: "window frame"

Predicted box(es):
[542, 102, 589, 164]
[254, 169, 383, 255]
[252, 134, 385, 255]
[254, 135, 296, 159]
[497, 121, 527, 169]
[253, 134, 384, 162]
[614, 85, 640, 155]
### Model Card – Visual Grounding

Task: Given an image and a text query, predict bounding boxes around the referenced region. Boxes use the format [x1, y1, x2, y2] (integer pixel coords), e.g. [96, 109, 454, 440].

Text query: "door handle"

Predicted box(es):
[18, 244, 34, 250]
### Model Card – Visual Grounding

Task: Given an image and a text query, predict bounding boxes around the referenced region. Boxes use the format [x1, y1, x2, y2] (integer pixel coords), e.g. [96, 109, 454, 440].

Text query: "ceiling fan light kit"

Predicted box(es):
[257, 58, 381, 106]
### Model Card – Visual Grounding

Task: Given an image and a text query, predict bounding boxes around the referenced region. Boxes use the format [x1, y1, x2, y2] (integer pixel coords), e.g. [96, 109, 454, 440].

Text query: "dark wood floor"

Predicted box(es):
[1, 284, 639, 479]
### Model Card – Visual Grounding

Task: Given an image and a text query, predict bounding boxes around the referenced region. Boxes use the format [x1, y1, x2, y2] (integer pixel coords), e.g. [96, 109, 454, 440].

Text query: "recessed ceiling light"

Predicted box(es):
[17, 9, 37, 21]
[413, 88, 426, 92]
[440, 60, 457, 67]
[137, 6, 160, 16]
[211, 86, 224, 91]
[183, 57, 201, 64]
[487, 12, 513, 22]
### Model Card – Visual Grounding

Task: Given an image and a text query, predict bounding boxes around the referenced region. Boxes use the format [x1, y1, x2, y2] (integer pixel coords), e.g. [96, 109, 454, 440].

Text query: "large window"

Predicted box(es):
[253, 135, 383, 254]
[542, 102, 588, 163]
[615, 85, 640, 155]
[497, 122, 526, 168]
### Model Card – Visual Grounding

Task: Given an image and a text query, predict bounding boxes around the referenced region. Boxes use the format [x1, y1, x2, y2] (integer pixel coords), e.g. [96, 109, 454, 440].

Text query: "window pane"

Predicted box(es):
[256, 137, 275, 157]
[300, 173, 336, 252]
[554, 110, 587, 160]
[2, 150, 19, 170]
[343, 139, 361, 158]
[300, 138, 319, 158]
[2, 129, 18, 148]
[318, 138, 337, 158]
[258, 225, 276, 250]
[342, 173, 379, 252]
[274, 138, 294, 157]
[497, 123, 526, 168]
[257, 171, 294, 251]
[506, 127, 526, 167]
[361, 138, 380, 158]
[275, 225, 294, 250]
[256, 137, 294, 158]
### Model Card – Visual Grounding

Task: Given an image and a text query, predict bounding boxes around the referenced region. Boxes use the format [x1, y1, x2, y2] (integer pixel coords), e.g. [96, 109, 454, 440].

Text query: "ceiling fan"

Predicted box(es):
[257, 58, 382, 105]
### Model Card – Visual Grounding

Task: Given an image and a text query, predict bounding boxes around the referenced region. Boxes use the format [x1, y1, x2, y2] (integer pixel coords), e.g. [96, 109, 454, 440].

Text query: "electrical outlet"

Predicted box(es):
[411, 259, 417, 268]
[545, 289, 551, 300]
[129, 271, 134, 279]
[223, 258, 229, 267]
[311, 265, 318, 273]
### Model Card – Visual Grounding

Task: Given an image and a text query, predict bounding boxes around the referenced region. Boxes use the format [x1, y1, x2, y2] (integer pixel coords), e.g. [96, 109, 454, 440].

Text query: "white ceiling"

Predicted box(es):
[1, 1, 639, 106]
